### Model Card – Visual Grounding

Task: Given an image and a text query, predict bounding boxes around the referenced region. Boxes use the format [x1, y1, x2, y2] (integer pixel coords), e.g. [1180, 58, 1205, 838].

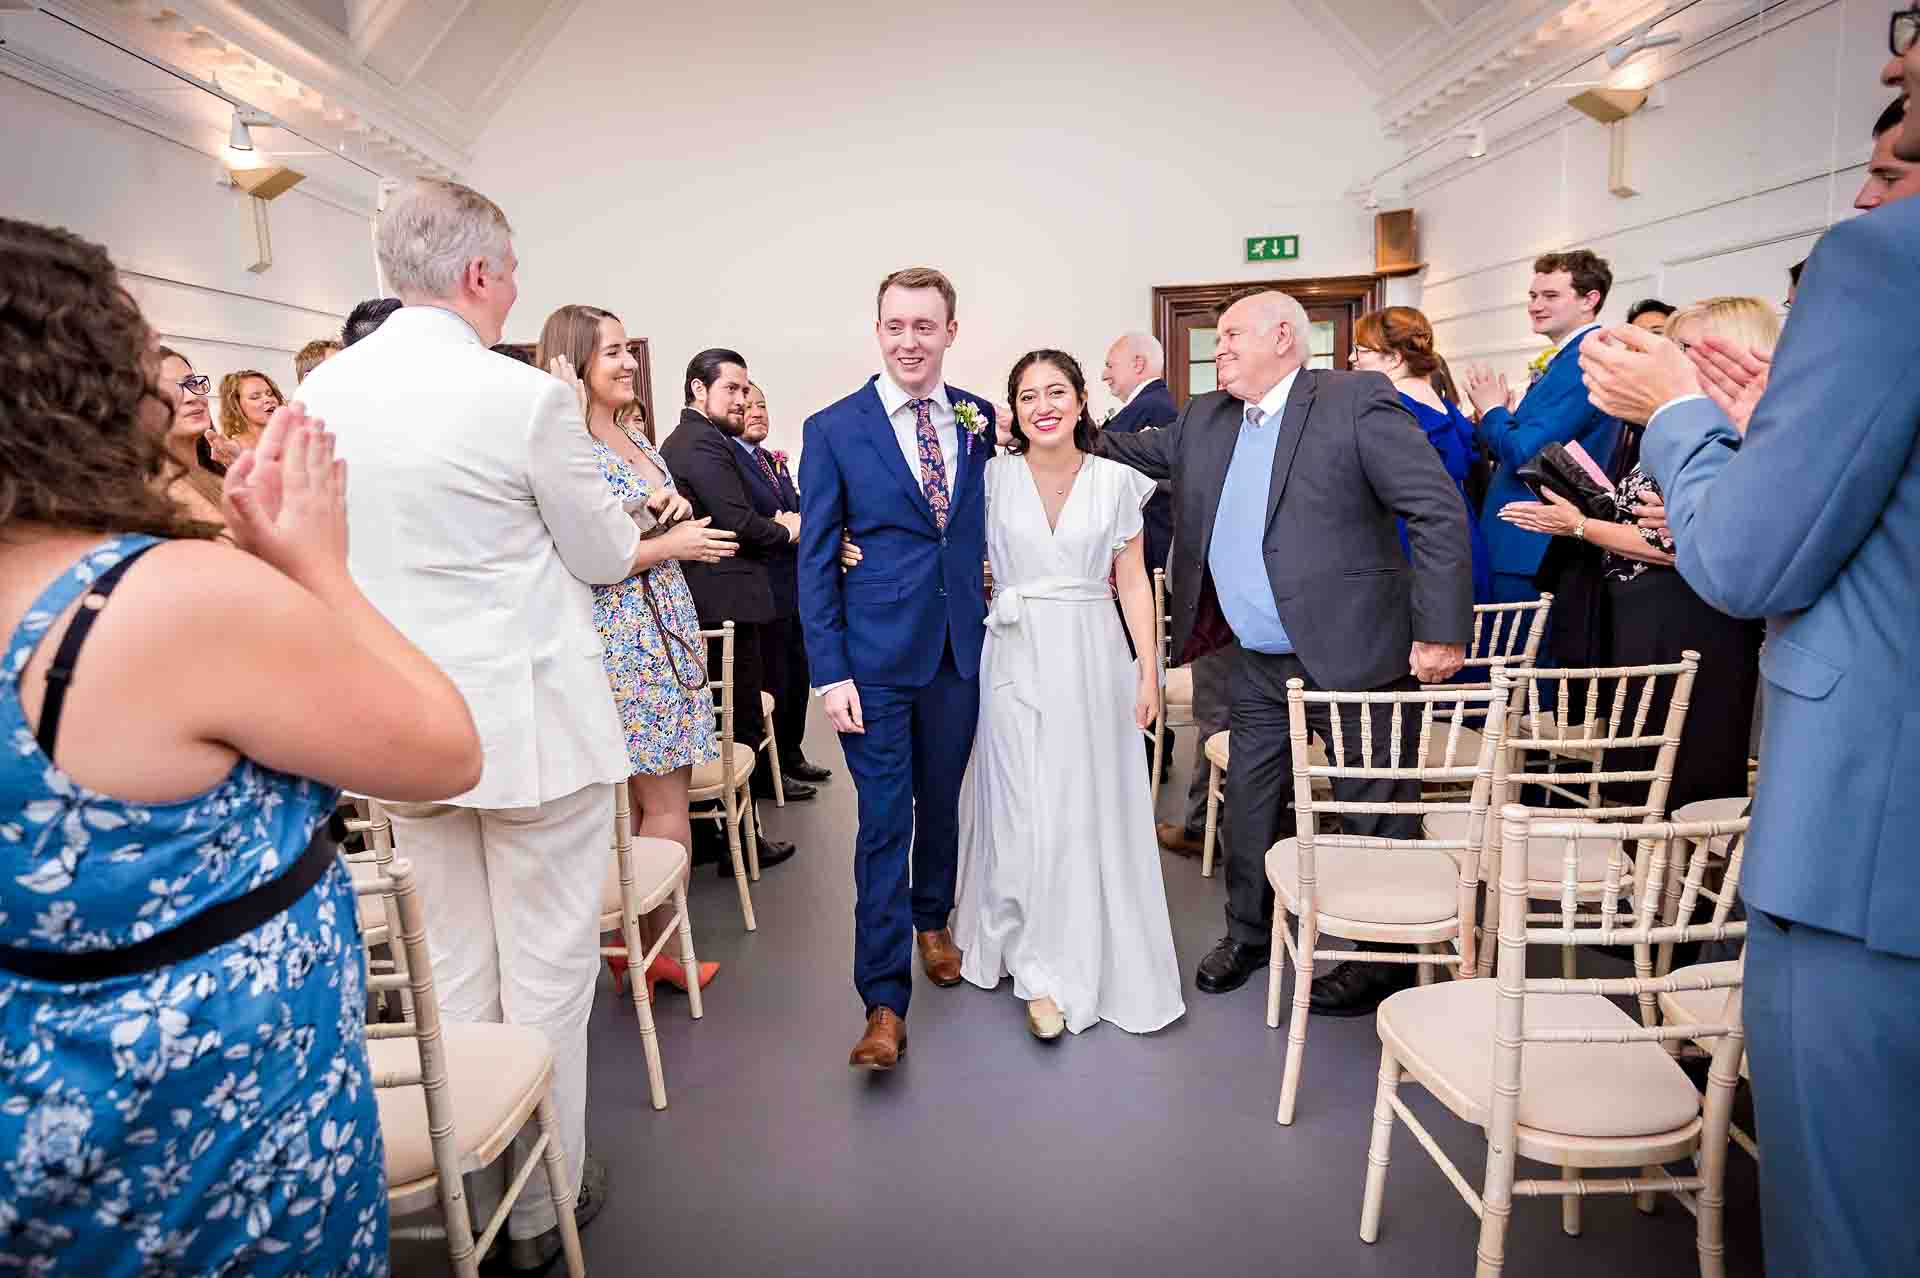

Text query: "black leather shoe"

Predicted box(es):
[716, 837, 796, 877]
[781, 755, 833, 783]
[1195, 937, 1270, 994]
[1307, 958, 1415, 1018]
[755, 776, 817, 802]
[489, 1154, 606, 1275]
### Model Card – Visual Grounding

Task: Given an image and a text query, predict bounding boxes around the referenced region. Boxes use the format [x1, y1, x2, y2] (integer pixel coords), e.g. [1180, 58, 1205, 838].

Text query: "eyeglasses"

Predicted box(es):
[1352, 346, 1381, 360]
[1894, 7, 1919, 56]
[177, 374, 211, 396]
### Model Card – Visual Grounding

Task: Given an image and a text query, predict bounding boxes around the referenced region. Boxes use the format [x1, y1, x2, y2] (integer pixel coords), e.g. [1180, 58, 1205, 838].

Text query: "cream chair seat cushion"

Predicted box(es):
[1656, 960, 1749, 1080]
[689, 741, 757, 794]
[1204, 732, 1328, 774]
[1424, 809, 1635, 886]
[373, 1023, 552, 1184]
[1266, 837, 1461, 926]
[1164, 665, 1193, 711]
[601, 836, 693, 920]
[1671, 797, 1748, 856]
[1378, 979, 1700, 1139]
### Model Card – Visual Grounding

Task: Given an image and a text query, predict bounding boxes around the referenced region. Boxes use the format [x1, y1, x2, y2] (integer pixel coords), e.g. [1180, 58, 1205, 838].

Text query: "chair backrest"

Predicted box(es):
[1491, 804, 1750, 1069]
[1152, 566, 1172, 674]
[1287, 677, 1509, 972]
[1494, 654, 1699, 816]
[701, 622, 737, 779]
[1466, 595, 1553, 672]
[1654, 812, 1750, 979]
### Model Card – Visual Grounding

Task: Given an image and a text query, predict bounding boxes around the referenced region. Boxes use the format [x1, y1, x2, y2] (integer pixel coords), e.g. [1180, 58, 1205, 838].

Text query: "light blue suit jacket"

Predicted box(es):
[1642, 195, 1920, 957]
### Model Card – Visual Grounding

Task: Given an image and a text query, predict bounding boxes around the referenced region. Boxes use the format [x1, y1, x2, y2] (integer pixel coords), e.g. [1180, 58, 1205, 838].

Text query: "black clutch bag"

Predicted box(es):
[1515, 442, 1616, 520]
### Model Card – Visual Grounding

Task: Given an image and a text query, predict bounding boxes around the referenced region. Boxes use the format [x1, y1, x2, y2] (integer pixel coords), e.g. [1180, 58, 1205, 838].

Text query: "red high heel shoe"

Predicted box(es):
[605, 953, 719, 996]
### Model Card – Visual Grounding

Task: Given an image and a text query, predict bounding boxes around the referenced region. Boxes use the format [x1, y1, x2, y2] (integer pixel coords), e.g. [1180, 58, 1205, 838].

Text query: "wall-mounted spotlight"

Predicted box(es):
[227, 106, 275, 154]
[1458, 123, 1488, 158]
[1605, 28, 1681, 69]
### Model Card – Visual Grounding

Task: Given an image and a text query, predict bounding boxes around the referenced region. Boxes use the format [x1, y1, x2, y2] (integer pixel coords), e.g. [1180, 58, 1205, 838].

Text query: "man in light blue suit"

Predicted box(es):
[1463, 249, 1624, 604]
[1581, 30, 1920, 1269]
[797, 267, 995, 1071]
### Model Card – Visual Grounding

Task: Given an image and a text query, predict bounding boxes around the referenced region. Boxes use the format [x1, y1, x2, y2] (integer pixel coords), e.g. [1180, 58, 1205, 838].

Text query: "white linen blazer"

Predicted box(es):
[297, 305, 640, 809]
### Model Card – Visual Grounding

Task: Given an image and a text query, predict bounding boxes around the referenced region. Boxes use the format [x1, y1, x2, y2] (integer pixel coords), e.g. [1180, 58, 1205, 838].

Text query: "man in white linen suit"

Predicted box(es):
[298, 179, 676, 1268]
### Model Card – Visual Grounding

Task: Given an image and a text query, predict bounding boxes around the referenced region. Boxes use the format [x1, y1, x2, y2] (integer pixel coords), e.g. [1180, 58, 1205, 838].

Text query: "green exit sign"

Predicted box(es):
[1245, 235, 1299, 262]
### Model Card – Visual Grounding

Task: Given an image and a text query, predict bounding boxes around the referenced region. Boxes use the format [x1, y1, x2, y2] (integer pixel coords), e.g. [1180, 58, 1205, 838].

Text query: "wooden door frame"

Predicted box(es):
[497, 337, 658, 442]
[1152, 274, 1384, 406]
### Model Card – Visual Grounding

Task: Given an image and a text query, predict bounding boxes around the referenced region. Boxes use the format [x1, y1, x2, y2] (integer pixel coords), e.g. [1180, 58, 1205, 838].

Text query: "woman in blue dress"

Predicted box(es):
[1352, 307, 1493, 603]
[0, 219, 483, 1276]
[538, 305, 738, 996]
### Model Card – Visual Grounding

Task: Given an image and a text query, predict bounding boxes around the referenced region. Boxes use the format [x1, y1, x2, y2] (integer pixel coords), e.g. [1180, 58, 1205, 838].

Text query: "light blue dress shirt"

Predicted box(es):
[1207, 369, 1300, 655]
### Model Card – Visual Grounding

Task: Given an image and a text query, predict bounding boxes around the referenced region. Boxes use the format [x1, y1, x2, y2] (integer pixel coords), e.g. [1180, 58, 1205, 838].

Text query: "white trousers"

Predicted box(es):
[385, 782, 611, 1239]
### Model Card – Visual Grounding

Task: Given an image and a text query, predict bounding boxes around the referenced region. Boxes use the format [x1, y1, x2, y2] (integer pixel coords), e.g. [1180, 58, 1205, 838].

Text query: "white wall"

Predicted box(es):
[468, 0, 1390, 452]
[0, 73, 377, 395]
[1396, 0, 1892, 384]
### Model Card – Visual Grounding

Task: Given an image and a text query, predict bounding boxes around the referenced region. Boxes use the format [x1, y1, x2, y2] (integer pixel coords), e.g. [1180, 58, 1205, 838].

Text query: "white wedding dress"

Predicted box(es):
[954, 454, 1186, 1035]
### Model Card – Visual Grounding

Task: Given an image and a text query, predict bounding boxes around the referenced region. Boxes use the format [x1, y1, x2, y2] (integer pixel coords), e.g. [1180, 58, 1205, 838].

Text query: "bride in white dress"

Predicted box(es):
[953, 349, 1186, 1039]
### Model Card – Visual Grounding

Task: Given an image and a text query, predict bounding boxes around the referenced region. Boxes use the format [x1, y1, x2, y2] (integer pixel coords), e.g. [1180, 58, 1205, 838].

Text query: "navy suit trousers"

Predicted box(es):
[839, 642, 978, 1017]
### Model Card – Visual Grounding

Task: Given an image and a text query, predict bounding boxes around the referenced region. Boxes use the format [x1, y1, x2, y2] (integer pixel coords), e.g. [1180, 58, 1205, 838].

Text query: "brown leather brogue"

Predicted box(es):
[1156, 823, 1203, 857]
[848, 1008, 907, 1070]
[916, 928, 963, 987]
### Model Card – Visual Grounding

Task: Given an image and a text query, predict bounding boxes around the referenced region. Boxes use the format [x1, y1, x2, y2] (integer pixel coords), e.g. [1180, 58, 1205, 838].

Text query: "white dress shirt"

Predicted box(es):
[875, 370, 957, 482]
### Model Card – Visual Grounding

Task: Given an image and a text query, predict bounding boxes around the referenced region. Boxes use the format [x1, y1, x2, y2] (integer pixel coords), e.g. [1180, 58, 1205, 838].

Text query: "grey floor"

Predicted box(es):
[400, 705, 1764, 1277]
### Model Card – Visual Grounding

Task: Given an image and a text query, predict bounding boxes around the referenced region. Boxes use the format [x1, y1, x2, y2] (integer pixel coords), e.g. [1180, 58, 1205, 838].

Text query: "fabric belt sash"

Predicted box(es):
[984, 575, 1114, 711]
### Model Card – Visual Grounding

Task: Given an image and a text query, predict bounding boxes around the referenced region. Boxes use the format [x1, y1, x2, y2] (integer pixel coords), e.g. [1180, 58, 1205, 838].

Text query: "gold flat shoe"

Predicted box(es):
[1026, 997, 1066, 1041]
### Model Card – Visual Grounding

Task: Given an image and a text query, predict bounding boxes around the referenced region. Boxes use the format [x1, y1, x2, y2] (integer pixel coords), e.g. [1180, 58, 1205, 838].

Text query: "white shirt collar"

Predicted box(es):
[1551, 321, 1602, 358]
[876, 370, 951, 418]
[1122, 377, 1159, 408]
[1246, 366, 1302, 425]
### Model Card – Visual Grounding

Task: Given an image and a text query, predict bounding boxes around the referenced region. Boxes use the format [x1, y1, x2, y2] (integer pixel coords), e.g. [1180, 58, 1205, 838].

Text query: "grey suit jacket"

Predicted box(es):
[1098, 368, 1473, 691]
[1642, 193, 1920, 957]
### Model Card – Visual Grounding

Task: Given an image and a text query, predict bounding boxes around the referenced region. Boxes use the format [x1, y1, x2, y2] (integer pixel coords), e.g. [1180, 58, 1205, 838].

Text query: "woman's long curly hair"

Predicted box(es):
[217, 368, 285, 441]
[0, 218, 210, 539]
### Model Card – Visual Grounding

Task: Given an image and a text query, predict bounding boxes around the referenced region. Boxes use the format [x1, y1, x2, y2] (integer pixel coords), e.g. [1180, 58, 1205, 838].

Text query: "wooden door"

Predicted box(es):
[1153, 275, 1383, 408]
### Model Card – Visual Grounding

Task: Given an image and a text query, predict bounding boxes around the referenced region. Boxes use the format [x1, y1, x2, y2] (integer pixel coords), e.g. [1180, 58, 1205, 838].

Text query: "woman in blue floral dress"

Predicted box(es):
[538, 306, 736, 994]
[0, 219, 483, 1276]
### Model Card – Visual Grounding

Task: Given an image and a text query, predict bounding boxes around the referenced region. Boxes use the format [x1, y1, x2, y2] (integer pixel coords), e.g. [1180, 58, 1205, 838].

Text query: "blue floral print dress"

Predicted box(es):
[0, 536, 386, 1277]
[591, 428, 720, 776]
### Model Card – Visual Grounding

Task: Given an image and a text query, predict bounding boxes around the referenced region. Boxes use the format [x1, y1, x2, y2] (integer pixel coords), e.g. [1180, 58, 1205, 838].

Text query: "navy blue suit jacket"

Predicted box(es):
[1104, 378, 1177, 571]
[797, 377, 994, 688]
[1643, 195, 1920, 957]
[735, 440, 799, 618]
[1476, 329, 1623, 579]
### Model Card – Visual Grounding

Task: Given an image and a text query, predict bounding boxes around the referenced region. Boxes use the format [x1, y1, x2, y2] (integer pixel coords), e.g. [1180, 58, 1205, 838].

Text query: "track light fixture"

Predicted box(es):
[1606, 28, 1681, 69]
[226, 106, 274, 153]
[1458, 123, 1488, 159]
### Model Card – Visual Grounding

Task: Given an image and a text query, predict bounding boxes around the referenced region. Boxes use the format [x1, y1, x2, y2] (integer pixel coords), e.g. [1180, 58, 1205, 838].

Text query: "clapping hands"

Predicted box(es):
[220, 401, 349, 588]
[1463, 364, 1515, 418]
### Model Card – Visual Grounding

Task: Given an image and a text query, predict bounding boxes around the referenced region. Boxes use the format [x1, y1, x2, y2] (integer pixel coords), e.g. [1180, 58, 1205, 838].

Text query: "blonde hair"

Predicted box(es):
[217, 369, 285, 440]
[876, 266, 957, 323]
[1666, 296, 1781, 355]
[293, 338, 341, 382]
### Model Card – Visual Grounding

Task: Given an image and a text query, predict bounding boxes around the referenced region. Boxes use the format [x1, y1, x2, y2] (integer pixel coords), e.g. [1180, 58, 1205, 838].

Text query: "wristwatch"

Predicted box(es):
[1573, 515, 1590, 541]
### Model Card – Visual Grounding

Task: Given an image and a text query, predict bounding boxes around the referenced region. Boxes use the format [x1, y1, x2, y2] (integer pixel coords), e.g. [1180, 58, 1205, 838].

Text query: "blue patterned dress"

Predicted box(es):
[0, 536, 387, 1277]
[592, 428, 720, 776]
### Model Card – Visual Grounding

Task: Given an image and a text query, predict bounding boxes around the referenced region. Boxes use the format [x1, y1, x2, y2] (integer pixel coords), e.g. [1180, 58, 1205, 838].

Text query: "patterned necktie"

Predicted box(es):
[753, 448, 780, 495]
[912, 398, 950, 530]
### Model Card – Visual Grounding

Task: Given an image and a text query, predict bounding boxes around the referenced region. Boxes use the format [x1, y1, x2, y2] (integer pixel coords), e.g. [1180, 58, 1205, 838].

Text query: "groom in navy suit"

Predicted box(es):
[797, 267, 996, 1070]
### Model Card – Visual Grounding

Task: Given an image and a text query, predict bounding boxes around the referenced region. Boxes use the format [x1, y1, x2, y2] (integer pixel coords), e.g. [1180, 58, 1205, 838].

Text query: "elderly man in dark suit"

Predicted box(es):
[739, 382, 832, 793]
[1101, 333, 1177, 573]
[1098, 289, 1472, 1013]
[659, 348, 809, 861]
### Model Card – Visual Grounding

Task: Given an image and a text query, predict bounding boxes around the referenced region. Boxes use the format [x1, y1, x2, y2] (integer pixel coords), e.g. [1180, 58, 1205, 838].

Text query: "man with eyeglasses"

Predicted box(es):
[1577, 13, 1920, 1274]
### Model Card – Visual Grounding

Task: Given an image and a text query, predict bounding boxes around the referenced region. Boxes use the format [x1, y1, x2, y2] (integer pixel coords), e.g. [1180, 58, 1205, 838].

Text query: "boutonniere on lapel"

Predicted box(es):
[768, 449, 790, 470]
[954, 401, 988, 456]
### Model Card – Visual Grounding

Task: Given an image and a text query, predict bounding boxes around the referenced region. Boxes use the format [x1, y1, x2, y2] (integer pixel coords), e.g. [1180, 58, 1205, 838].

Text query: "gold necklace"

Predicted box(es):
[1030, 456, 1083, 495]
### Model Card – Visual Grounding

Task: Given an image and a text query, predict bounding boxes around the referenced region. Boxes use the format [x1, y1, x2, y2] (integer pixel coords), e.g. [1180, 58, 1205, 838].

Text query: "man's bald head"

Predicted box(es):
[1101, 332, 1165, 401]
[1214, 290, 1312, 404]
